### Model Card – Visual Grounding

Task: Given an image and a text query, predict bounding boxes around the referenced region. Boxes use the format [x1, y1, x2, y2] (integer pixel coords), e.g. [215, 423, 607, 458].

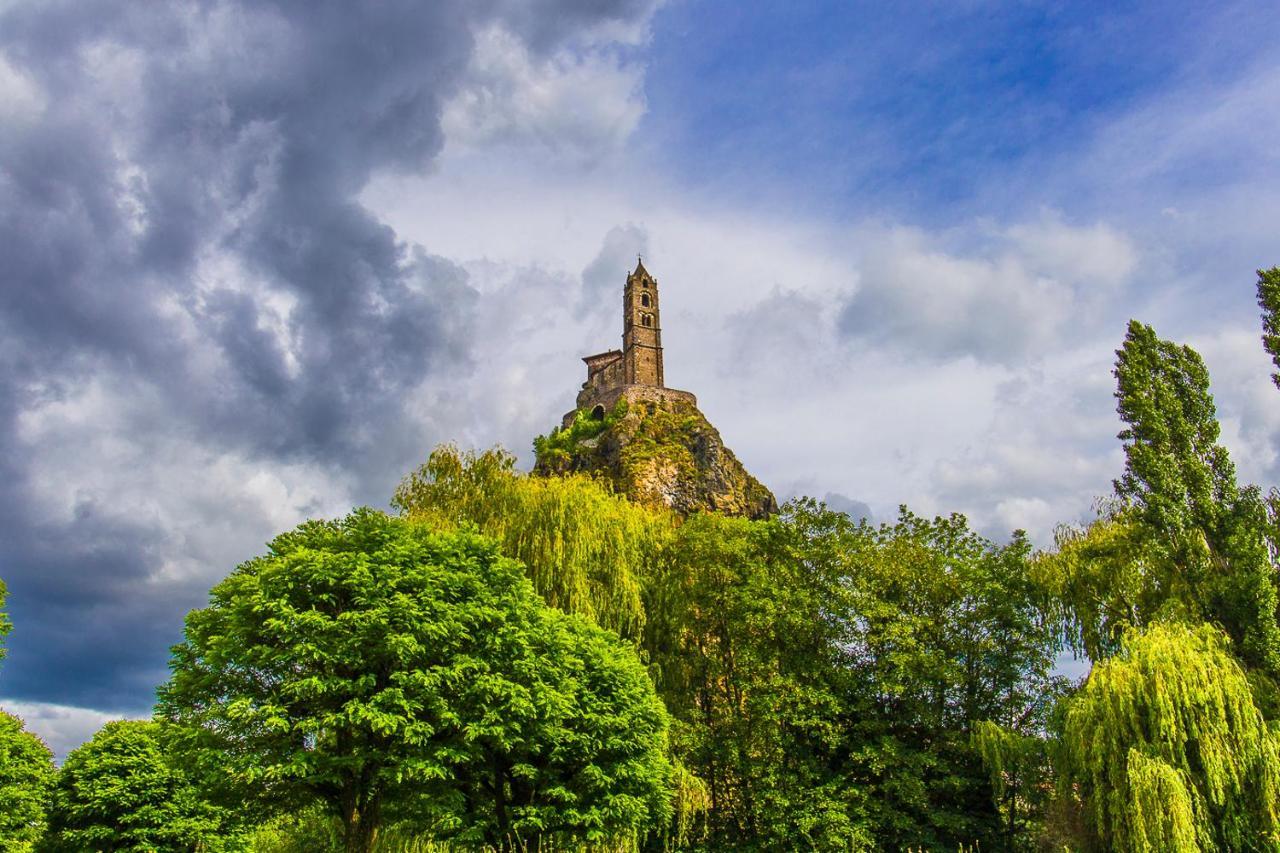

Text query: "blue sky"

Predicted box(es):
[642, 2, 1242, 215]
[1, 0, 1278, 757]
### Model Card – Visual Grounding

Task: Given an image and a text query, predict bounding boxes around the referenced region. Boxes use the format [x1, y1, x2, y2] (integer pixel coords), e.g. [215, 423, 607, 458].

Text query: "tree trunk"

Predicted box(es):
[493, 754, 511, 853]
[341, 790, 381, 853]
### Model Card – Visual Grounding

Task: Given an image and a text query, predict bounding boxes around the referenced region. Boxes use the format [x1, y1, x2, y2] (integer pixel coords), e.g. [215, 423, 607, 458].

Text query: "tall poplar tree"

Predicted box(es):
[1111, 320, 1280, 674]
[1255, 266, 1280, 388]
[1113, 319, 1236, 534]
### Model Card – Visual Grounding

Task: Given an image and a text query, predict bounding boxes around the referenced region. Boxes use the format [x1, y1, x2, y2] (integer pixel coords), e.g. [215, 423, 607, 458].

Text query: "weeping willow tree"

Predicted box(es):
[1058, 622, 1280, 852]
[1032, 505, 1185, 662]
[392, 445, 673, 639]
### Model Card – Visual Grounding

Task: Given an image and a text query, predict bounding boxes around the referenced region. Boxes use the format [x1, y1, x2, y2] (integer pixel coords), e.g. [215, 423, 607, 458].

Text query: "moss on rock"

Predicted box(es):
[534, 395, 777, 520]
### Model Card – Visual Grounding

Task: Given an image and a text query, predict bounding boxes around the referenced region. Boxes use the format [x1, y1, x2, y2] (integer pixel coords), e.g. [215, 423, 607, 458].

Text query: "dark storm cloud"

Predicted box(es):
[0, 0, 658, 711]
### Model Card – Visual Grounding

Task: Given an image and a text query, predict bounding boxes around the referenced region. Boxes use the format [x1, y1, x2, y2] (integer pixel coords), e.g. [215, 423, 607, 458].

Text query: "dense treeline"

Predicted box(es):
[2, 268, 1280, 850]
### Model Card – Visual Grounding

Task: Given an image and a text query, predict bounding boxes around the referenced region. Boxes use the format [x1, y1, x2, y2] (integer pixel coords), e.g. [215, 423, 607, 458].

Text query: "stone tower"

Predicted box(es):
[566, 259, 695, 427]
[623, 259, 663, 386]
[546, 258, 778, 519]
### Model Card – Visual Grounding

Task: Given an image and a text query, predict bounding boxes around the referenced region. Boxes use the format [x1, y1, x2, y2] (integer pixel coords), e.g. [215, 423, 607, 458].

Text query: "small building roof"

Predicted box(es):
[583, 349, 623, 367]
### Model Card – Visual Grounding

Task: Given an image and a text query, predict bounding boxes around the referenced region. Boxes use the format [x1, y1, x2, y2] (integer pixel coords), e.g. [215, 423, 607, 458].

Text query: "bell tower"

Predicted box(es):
[623, 258, 663, 386]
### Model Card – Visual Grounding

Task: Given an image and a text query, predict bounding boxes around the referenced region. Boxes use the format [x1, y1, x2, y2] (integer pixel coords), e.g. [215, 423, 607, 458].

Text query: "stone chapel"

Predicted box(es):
[564, 260, 697, 428]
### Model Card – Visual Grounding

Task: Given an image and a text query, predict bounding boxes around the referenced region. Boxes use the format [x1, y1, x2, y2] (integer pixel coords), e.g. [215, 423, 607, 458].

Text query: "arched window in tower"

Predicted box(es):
[641, 293, 651, 307]
[642, 313, 652, 327]
[642, 279, 649, 288]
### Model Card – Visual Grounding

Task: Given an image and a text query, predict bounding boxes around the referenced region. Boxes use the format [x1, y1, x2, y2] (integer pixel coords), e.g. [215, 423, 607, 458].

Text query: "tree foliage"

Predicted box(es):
[1256, 266, 1280, 389]
[1033, 507, 1179, 661]
[393, 445, 671, 639]
[158, 509, 673, 853]
[640, 500, 1064, 850]
[40, 719, 233, 852]
[644, 509, 866, 850]
[1058, 622, 1280, 852]
[834, 506, 1063, 850]
[0, 710, 55, 853]
[0, 578, 10, 667]
[1110, 319, 1280, 675]
[1114, 320, 1237, 534]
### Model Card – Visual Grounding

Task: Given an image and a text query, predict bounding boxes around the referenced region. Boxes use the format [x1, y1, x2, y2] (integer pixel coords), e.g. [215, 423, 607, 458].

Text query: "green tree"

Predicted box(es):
[1033, 506, 1179, 662]
[40, 719, 233, 852]
[1057, 622, 1280, 851]
[1256, 266, 1280, 389]
[393, 445, 672, 639]
[833, 506, 1064, 850]
[158, 509, 673, 853]
[644, 509, 867, 850]
[0, 578, 11, 666]
[1110, 319, 1280, 674]
[1114, 320, 1236, 534]
[0, 710, 55, 852]
[643, 501, 1062, 850]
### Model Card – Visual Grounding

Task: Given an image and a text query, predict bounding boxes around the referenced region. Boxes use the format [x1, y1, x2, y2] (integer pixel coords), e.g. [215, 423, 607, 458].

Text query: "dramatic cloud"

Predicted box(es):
[4, 0, 1278, 758]
[443, 25, 649, 162]
[0, 0, 660, 719]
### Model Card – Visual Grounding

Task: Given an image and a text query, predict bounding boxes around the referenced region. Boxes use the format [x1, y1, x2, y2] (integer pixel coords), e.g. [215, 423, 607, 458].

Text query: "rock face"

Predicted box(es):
[535, 387, 777, 520]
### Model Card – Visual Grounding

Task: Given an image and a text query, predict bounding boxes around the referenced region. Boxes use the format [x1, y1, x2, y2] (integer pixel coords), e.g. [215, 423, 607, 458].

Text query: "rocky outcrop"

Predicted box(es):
[534, 389, 777, 520]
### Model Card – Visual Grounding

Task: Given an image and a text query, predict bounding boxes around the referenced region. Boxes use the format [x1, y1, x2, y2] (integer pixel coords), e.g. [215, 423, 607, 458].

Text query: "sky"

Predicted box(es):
[1, 0, 1278, 759]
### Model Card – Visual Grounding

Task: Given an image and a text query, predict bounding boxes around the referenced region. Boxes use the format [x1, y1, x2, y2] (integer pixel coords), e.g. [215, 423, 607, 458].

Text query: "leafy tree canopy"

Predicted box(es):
[1114, 319, 1237, 535]
[642, 500, 1064, 851]
[158, 509, 673, 853]
[1033, 506, 1182, 662]
[1058, 622, 1280, 852]
[831, 505, 1064, 850]
[393, 445, 672, 639]
[644, 508, 867, 850]
[1109, 319, 1280, 675]
[0, 578, 10, 666]
[40, 719, 234, 853]
[0, 710, 55, 853]
[1256, 266, 1280, 389]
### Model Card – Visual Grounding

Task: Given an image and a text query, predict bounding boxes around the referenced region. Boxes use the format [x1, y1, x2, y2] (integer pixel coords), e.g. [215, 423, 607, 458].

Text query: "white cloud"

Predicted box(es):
[1004, 213, 1137, 290]
[364, 159, 1146, 544]
[838, 216, 1138, 363]
[442, 25, 647, 162]
[1189, 326, 1280, 491]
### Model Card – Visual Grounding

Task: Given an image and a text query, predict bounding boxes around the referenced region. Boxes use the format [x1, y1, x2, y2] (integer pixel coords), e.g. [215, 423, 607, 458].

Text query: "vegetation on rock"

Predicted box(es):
[531, 399, 629, 468]
[533, 395, 776, 520]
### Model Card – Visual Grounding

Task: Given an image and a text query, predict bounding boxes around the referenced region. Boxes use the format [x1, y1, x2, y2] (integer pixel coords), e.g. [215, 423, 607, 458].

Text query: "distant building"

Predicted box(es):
[565, 260, 696, 427]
